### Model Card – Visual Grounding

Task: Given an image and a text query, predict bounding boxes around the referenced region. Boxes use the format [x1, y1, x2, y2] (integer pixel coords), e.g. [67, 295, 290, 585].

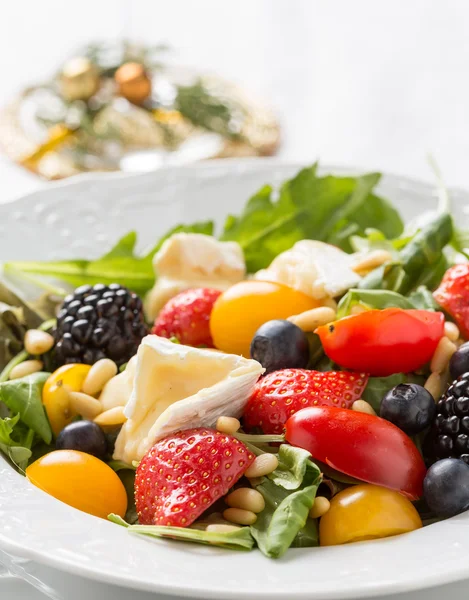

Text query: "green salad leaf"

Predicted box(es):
[407, 286, 438, 310]
[359, 211, 453, 295]
[337, 289, 415, 318]
[0, 372, 52, 444]
[108, 514, 255, 551]
[221, 165, 402, 271]
[251, 481, 319, 558]
[250, 444, 322, 558]
[268, 444, 321, 490]
[0, 413, 33, 469]
[5, 222, 213, 297]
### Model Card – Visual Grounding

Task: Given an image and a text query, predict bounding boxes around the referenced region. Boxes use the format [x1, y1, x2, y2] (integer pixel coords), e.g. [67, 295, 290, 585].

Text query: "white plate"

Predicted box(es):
[1, 159, 469, 600]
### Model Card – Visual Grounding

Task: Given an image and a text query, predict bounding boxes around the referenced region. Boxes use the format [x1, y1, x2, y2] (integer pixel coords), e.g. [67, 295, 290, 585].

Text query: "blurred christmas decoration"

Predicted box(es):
[0, 41, 280, 179]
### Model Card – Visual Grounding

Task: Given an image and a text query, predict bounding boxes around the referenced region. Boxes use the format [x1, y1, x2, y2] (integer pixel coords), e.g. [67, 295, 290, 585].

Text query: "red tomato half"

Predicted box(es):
[316, 308, 444, 376]
[285, 406, 426, 500]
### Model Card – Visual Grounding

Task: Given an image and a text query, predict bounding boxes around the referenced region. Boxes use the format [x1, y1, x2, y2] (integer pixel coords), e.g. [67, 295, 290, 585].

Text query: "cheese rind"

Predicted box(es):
[113, 336, 263, 463]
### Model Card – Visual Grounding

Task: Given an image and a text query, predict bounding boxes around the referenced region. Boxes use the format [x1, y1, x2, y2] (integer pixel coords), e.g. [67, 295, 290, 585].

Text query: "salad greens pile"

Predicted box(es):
[1, 161, 467, 558]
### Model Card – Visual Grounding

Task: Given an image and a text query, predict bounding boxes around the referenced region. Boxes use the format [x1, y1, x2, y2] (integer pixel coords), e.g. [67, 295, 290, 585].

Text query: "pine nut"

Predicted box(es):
[9, 360, 43, 380]
[425, 372, 444, 401]
[223, 508, 257, 525]
[430, 337, 457, 374]
[69, 391, 103, 420]
[24, 330, 54, 355]
[82, 359, 118, 396]
[225, 487, 265, 513]
[244, 453, 279, 478]
[288, 307, 337, 332]
[216, 416, 241, 435]
[444, 322, 460, 343]
[94, 406, 127, 427]
[352, 399, 376, 416]
[206, 523, 241, 533]
[309, 496, 331, 519]
[352, 250, 393, 274]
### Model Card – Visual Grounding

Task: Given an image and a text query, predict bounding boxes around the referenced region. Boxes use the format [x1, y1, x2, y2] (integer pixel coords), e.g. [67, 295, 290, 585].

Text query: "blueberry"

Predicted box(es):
[250, 319, 309, 374]
[424, 458, 469, 517]
[56, 421, 107, 459]
[450, 342, 469, 380]
[380, 383, 436, 435]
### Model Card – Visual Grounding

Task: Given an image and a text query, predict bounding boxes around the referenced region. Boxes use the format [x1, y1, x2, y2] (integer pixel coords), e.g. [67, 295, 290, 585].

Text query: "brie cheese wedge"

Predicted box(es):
[113, 336, 263, 463]
[254, 240, 361, 300]
[145, 233, 246, 320]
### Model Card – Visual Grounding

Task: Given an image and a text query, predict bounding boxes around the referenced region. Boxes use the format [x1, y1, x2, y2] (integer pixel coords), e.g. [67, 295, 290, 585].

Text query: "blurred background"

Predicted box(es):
[1, 0, 469, 200]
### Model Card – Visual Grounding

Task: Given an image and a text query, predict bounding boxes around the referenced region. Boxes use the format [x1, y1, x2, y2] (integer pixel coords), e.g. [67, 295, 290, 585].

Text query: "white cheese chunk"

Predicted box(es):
[145, 233, 246, 320]
[254, 240, 361, 299]
[113, 336, 263, 463]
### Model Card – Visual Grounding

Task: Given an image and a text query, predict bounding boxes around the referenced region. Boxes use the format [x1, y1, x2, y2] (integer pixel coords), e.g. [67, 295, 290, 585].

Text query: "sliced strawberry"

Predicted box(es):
[135, 428, 255, 527]
[434, 264, 469, 339]
[152, 288, 221, 347]
[243, 369, 369, 434]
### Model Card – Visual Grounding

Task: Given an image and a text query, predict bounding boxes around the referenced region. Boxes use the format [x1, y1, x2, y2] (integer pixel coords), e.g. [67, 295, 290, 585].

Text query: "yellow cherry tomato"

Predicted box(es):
[210, 281, 320, 356]
[26, 450, 127, 519]
[319, 484, 422, 546]
[42, 364, 91, 436]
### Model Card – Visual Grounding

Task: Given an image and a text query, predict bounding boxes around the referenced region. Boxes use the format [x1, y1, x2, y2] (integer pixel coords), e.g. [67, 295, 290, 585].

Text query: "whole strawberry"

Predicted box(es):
[244, 369, 369, 434]
[152, 288, 221, 347]
[135, 428, 255, 527]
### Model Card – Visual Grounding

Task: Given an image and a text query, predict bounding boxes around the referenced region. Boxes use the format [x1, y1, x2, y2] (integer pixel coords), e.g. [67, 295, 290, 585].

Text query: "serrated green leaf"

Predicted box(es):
[0, 372, 52, 444]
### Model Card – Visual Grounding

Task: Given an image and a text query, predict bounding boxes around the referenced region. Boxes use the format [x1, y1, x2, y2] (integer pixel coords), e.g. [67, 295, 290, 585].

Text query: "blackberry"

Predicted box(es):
[430, 372, 469, 465]
[54, 283, 148, 366]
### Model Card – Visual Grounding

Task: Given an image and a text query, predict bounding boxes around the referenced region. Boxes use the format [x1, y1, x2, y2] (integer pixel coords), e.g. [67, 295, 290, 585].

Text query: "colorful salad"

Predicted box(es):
[2, 163, 469, 558]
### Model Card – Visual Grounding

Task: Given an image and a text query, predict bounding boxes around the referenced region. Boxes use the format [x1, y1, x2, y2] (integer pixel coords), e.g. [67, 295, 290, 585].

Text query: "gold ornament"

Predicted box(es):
[60, 57, 100, 102]
[115, 62, 152, 105]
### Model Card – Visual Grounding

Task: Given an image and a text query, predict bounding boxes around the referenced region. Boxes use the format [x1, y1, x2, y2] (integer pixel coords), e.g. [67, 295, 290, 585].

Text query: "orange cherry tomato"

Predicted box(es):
[210, 281, 320, 356]
[42, 364, 92, 436]
[319, 484, 422, 546]
[26, 450, 127, 519]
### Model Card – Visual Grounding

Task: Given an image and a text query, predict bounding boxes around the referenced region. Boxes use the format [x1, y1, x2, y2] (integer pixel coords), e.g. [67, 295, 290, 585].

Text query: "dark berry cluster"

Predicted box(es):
[54, 283, 148, 366]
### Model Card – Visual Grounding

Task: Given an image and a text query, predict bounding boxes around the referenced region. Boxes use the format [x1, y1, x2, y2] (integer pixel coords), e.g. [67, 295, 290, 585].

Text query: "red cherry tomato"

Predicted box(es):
[316, 308, 444, 376]
[284, 406, 426, 500]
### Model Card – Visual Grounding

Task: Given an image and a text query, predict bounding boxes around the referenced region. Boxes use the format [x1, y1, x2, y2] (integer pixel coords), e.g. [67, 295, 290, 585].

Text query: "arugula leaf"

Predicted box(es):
[337, 289, 415, 318]
[251, 480, 319, 558]
[408, 286, 438, 310]
[362, 373, 426, 413]
[268, 444, 321, 490]
[108, 514, 255, 551]
[221, 165, 399, 272]
[5, 222, 213, 297]
[0, 413, 33, 469]
[0, 372, 52, 444]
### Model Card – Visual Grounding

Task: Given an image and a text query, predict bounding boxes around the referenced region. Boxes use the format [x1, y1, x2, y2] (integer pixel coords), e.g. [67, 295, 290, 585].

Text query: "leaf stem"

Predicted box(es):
[427, 154, 451, 214]
[4, 264, 68, 297]
[234, 432, 285, 445]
